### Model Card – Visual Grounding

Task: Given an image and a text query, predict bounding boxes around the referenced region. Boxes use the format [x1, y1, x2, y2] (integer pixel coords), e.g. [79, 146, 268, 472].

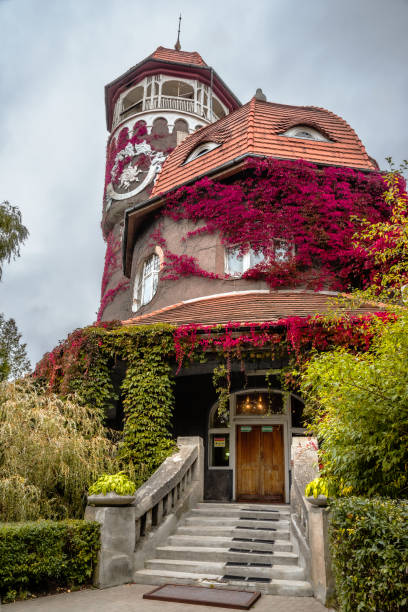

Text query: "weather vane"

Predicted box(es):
[175, 13, 182, 51]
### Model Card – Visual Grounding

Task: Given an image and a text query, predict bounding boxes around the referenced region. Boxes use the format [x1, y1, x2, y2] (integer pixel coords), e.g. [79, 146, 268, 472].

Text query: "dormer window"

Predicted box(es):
[283, 125, 329, 142]
[185, 142, 219, 163]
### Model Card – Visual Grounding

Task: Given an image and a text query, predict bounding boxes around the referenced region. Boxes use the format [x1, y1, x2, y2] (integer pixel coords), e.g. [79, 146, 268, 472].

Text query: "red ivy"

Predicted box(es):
[172, 312, 394, 372]
[155, 158, 390, 291]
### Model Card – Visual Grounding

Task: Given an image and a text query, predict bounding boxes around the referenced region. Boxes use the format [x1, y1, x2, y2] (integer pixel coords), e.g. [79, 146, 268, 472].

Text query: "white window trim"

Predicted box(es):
[132, 247, 163, 312]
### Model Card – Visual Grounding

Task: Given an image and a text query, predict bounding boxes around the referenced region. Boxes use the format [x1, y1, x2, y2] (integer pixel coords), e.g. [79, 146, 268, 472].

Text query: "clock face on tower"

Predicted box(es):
[105, 140, 166, 210]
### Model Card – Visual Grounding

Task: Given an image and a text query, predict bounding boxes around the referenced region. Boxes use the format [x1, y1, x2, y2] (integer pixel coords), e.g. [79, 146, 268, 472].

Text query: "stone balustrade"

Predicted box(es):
[290, 437, 335, 607]
[85, 436, 204, 588]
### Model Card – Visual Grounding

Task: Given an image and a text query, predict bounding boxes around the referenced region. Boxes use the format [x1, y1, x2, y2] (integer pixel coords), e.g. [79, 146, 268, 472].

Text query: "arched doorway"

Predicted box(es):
[208, 389, 292, 503]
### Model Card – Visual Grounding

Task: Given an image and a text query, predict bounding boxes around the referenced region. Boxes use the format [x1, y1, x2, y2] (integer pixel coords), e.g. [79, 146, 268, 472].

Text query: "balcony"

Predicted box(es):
[117, 95, 220, 127]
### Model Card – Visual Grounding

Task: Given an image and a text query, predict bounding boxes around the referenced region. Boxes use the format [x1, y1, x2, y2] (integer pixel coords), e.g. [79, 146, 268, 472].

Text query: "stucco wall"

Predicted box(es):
[127, 215, 268, 319]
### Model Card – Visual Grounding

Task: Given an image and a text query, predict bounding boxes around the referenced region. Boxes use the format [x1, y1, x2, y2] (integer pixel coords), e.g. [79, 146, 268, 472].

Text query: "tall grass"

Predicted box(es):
[0, 380, 119, 520]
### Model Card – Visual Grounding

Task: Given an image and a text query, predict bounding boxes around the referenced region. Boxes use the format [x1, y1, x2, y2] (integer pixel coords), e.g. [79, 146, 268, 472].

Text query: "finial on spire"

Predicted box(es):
[255, 88, 267, 101]
[175, 13, 182, 51]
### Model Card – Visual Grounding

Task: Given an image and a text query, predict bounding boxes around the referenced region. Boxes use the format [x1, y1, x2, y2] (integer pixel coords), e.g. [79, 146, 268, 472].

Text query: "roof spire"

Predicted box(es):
[175, 13, 182, 51]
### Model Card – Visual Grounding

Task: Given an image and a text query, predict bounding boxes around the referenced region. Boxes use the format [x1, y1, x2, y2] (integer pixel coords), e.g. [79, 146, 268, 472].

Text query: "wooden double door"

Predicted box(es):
[236, 424, 285, 502]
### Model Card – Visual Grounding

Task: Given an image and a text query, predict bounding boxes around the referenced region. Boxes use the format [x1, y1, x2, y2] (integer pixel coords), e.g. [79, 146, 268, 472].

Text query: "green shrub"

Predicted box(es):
[330, 497, 408, 611]
[89, 472, 136, 496]
[301, 312, 408, 498]
[0, 519, 100, 602]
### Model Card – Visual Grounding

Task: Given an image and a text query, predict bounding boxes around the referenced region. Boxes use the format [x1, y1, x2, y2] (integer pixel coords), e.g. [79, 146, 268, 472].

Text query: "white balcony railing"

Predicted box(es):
[117, 95, 219, 127]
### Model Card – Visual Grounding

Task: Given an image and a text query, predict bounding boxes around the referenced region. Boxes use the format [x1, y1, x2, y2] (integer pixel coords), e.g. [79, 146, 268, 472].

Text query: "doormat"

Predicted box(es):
[143, 584, 261, 609]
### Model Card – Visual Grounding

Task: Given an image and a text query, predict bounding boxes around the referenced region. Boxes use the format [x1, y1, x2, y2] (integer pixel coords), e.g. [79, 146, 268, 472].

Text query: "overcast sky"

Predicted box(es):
[1, 0, 407, 368]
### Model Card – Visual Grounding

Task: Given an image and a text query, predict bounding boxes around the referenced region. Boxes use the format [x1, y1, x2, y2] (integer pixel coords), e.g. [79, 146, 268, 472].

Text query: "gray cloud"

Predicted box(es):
[1, 0, 407, 367]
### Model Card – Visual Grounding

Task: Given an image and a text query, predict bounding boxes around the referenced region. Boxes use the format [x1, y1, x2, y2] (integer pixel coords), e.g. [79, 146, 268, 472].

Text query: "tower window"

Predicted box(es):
[225, 247, 265, 277]
[225, 242, 294, 276]
[139, 253, 160, 306]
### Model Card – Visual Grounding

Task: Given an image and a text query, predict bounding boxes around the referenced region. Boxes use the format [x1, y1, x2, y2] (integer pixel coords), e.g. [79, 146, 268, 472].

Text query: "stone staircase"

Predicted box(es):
[133, 502, 313, 597]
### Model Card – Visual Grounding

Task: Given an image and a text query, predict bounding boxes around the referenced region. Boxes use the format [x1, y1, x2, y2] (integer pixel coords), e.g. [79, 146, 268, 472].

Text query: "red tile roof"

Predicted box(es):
[151, 46, 207, 66]
[151, 98, 377, 197]
[105, 47, 239, 131]
[121, 291, 384, 327]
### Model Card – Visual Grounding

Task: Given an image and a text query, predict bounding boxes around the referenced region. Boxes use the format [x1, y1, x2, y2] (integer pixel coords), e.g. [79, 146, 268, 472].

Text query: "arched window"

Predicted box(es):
[122, 85, 144, 114]
[162, 80, 194, 99]
[137, 253, 160, 307]
[151, 117, 169, 136]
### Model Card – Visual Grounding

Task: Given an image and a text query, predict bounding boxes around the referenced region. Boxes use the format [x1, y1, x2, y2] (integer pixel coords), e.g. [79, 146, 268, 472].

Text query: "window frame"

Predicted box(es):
[132, 251, 161, 312]
[224, 247, 265, 277]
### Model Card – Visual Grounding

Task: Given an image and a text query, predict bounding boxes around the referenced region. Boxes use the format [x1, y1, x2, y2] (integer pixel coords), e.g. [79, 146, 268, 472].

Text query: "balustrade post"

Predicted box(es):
[157, 499, 164, 525]
[145, 509, 152, 535]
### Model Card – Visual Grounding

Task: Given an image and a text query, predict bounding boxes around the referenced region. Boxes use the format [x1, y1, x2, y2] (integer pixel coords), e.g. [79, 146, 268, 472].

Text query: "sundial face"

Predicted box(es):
[105, 140, 166, 209]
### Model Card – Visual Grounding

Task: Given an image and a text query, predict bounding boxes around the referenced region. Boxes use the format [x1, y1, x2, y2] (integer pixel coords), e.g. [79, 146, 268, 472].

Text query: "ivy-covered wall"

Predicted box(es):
[34, 313, 390, 481]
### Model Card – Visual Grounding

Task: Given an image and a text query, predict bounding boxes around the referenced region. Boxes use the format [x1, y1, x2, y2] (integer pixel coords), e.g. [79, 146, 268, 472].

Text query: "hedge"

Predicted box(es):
[330, 497, 408, 611]
[0, 520, 100, 602]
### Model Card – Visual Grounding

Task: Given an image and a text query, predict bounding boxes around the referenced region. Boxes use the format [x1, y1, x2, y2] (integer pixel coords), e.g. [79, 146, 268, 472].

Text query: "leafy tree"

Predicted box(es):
[0, 315, 30, 381]
[353, 159, 408, 303]
[0, 200, 28, 281]
[301, 312, 408, 499]
[0, 200, 30, 379]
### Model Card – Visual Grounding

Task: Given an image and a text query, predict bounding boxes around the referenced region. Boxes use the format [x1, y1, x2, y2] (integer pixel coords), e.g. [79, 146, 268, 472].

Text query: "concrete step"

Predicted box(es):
[267, 579, 314, 597]
[183, 516, 290, 530]
[196, 502, 290, 514]
[168, 534, 293, 552]
[133, 568, 313, 597]
[132, 568, 269, 593]
[155, 545, 298, 566]
[145, 558, 306, 581]
[176, 525, 291, 541]
[191, 507, 290, 521]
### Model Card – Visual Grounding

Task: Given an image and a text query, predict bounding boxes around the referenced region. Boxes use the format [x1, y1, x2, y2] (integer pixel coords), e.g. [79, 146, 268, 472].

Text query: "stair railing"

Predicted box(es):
[85, 436, 204, 589]
[290, 437, 334, 606]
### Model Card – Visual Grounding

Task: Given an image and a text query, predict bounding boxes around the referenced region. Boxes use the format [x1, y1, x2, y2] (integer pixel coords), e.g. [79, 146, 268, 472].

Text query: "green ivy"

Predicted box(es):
[111, 325, 176, 471]
[212, 364, 230, 418]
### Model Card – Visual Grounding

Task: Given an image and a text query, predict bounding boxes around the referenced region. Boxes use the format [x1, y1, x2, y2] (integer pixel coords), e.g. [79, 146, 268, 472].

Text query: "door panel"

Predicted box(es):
[236, 426, 260, 498]
[236, 425, 284, 502]
[261, 426, 284, 501]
